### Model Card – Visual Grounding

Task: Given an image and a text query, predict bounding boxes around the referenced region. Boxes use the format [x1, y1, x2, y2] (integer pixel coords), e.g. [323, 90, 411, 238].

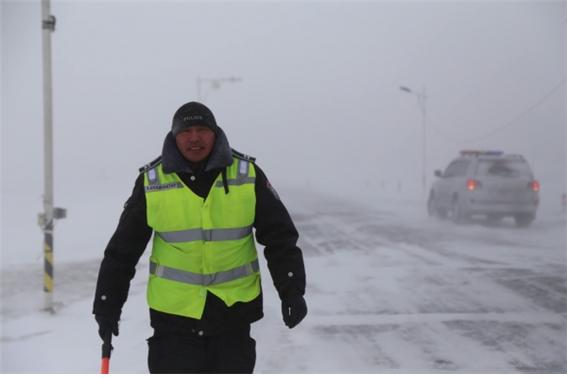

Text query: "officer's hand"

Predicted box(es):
[281, 296, 307, 329]
[95, 314, 119, 341]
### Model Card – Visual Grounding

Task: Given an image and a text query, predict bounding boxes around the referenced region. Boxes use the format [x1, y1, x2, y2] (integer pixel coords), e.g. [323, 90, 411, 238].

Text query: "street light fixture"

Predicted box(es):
[196, 76, 242, 101]
[400, 85, 428, 198]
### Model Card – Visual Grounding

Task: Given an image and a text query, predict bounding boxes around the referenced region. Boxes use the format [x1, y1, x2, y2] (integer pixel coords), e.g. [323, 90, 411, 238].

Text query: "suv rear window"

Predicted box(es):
[444, 160, 470, 177]
[476, 159, 533, 178]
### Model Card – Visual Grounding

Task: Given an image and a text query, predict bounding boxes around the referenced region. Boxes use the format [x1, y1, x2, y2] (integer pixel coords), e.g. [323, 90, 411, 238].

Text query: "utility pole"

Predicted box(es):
[400, 85, 428, 198]
[196, 76, 242, 102]
[39, 0, 66, 313]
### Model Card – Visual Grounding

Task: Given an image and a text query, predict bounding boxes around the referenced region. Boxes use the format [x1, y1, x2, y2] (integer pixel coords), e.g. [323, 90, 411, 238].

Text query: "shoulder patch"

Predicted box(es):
[139, 156, 162, 173]
[231, 148, 256, 163]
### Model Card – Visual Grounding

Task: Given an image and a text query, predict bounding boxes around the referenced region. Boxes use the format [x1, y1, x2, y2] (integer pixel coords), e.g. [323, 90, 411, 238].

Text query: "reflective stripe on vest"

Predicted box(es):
[150, 259, 259, 286]
[214, 176, 256, 187]
[145, 182, 184, 192]
[238, 159, 249, 177]
[148, 168, 160, 185]
[157, 225, 252, 243]
[144, 167, 185, 192]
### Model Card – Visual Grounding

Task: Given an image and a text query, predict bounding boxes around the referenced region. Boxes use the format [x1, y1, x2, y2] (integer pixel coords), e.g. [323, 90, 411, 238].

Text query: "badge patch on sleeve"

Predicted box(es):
[266, 180, 280, 201]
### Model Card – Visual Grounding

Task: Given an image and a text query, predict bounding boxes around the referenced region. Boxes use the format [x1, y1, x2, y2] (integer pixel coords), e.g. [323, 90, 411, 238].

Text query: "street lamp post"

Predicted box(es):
[400, 85, 428, 198]
[40, 0, 66, 313]
[196, 76, 242, 102]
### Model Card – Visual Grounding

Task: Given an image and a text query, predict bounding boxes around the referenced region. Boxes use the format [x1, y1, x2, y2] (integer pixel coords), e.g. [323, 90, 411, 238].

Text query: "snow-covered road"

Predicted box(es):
[1, 192, 566, 373]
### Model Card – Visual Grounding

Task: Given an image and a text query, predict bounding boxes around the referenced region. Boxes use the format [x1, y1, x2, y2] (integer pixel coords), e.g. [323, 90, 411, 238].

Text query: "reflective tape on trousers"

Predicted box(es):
[150, 259, 260, 286]
[157, 225, 253, 243]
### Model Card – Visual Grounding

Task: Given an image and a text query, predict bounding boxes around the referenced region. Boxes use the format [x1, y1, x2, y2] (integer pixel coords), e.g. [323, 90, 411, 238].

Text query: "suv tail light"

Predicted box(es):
[466, 179, 480, 191]
[530, 180, 540, 192]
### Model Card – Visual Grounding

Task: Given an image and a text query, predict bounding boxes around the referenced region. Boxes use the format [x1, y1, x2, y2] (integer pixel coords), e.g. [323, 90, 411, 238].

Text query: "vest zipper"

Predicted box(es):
[221, 167, 230, 194]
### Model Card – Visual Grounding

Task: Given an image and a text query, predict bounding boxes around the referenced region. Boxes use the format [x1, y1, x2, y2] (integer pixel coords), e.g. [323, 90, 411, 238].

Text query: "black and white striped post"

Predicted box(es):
[40, 0, 65, 313]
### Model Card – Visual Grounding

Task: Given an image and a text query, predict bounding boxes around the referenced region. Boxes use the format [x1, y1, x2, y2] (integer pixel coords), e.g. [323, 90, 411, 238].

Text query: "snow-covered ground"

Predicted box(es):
[1, 189, 566, 373]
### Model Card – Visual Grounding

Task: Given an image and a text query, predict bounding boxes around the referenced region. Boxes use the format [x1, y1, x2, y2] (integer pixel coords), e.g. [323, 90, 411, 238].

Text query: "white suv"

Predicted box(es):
[427, 151, 540, 227]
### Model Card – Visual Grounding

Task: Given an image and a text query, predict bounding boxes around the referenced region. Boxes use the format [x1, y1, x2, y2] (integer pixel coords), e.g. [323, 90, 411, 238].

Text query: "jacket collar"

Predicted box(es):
[161, 127, 234, 174]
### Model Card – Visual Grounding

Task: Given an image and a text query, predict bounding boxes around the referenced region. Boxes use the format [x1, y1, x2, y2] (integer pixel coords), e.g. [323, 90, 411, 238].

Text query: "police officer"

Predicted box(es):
[93, 101, 307, 373]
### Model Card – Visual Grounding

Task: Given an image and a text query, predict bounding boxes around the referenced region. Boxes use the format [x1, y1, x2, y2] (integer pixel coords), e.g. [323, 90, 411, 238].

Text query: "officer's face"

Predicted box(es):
[175, 126, 216, 163]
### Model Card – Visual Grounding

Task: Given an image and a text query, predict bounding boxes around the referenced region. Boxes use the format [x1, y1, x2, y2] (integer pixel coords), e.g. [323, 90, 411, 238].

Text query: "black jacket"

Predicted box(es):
[93, 128, 306, 335]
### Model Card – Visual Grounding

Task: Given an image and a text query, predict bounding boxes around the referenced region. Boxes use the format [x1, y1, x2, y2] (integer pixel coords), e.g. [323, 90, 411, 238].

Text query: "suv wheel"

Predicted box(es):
[427, 192, 447, 218]
[451, 197, 467, 224]
[514, 213, 534, 228]
[427, 192, 436, 217]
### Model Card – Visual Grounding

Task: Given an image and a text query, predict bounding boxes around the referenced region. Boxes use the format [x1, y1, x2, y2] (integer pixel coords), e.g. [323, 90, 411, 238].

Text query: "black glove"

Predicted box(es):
[281, 296, 308, 329]
[95, 314, 119, 341]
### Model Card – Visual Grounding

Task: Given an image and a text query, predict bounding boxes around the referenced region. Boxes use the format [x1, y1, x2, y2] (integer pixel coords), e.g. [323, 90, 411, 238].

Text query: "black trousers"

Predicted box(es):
[147, 324, 256, 374]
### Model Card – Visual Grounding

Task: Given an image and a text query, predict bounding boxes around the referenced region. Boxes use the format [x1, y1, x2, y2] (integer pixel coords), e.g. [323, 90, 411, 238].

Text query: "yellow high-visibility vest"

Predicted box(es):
[143, 157, 260, 319]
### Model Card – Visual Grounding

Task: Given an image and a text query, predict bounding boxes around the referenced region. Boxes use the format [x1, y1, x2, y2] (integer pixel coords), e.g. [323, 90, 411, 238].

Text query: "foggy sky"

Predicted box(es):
[1, 0, 566, 264]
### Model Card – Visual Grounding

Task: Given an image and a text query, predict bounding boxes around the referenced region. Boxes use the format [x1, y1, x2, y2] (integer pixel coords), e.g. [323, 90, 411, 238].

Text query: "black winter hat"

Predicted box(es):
[171, 101, 218, 136]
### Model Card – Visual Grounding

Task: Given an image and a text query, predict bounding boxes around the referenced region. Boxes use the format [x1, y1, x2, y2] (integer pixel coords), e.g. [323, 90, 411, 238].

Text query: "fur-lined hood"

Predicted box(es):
[161, 127, 233, 174]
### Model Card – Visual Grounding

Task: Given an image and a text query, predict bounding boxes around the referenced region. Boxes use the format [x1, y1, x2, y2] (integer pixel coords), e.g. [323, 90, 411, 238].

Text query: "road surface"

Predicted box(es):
[1, 192, 566, 373]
